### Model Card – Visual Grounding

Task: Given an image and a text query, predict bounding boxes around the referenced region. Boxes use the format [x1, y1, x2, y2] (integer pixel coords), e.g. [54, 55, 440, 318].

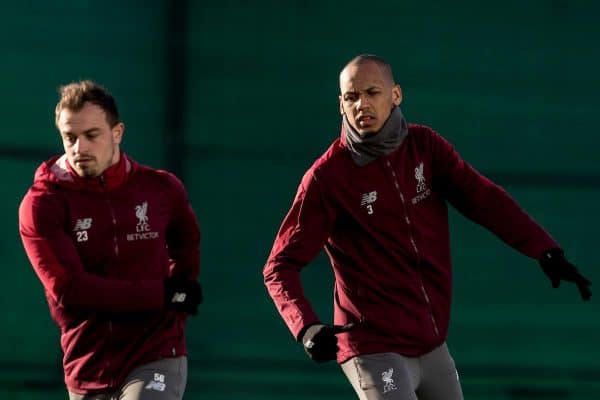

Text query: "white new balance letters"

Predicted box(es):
[73, 218, 92, 231]
[171, 292, 187, 303]
[361, 191, 378, 215]
[360, 191, 377, 205]
[144, 373, 166, 392]
[73, 218, 92, 242]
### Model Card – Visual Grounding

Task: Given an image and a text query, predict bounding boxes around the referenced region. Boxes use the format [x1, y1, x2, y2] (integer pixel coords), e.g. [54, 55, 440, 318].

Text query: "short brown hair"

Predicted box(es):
[55, 80, 120, 127]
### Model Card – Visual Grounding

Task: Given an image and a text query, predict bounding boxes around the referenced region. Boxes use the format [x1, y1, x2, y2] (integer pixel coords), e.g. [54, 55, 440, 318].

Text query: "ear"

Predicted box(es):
[112, 122, 125, 145]
[339, 95, 345, 115]
[392, 84, 403, 106]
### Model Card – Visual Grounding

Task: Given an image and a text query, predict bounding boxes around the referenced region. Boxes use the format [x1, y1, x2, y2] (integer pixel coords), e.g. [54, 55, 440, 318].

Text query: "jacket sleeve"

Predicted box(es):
[429, 129, 559, 258]
[19, 190, 165, 312]
[263, 169, 336, 340]
[164, 173, 201, 280]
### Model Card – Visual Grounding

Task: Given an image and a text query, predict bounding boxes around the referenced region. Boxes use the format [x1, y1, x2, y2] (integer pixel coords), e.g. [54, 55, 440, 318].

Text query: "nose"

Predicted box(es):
[356, 94, 371, 110]
[74, 137, 89, 153]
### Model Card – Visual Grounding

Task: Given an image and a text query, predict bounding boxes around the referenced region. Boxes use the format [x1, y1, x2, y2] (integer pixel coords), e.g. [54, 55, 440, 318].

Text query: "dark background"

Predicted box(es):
[2, 1, 598, 399]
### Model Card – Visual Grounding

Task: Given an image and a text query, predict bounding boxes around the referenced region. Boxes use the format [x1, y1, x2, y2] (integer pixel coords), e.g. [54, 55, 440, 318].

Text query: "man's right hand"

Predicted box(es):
[301, 323, 355, 363]
[163, 277, 203, 315]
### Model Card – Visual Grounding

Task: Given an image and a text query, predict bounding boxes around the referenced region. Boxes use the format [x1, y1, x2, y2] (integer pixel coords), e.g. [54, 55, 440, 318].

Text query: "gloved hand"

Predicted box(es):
[300, 323, 355, 363]
[539, 248, 592, 301]
[163, 277, 203, 314]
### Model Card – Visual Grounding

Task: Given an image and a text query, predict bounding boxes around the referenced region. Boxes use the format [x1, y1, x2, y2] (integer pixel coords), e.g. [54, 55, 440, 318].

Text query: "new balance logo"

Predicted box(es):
[73, 218, 92, 242]
[73, 218, 92, 231]
[145, 373, 166, 392]
[361, 191, 377, 205]
[171, 292, 187, 303]
[361, 191, 377, 215]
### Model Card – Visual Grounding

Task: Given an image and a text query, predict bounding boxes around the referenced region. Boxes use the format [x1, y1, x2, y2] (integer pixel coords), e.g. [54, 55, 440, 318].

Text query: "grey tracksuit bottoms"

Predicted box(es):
[341, 343, 463, 400]
[68, 356, 187, 400]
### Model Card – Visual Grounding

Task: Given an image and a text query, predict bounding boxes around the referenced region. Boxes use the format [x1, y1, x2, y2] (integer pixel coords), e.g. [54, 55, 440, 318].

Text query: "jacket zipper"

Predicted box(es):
[99, 175, 118, 387]
[99, 175, 120, 258]
[107, 320, 113, 387]
[385, 160, 440, 337]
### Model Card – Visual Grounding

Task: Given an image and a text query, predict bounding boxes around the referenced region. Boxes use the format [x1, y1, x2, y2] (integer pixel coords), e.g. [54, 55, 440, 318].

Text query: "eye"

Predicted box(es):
[63, 135, 76, 144]
[344, 93, 358, 102]
[367, 89, 380, 96]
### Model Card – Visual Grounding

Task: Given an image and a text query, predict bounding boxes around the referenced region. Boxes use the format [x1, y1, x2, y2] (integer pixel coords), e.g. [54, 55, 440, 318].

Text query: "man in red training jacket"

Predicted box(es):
[263, 54, 591, 400]
[19, 80, 202, 400]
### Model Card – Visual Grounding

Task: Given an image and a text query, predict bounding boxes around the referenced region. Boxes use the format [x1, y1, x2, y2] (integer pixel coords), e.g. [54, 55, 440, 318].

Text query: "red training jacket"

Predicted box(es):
[19, 153, 200, 393]
[263, 124, 558, 363]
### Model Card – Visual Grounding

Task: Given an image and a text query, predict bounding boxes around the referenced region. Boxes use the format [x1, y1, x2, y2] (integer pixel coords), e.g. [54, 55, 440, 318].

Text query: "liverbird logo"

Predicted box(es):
[415, 162, 426, 193]
[381, 368, 398, 394]
[135, 201, 150, 232]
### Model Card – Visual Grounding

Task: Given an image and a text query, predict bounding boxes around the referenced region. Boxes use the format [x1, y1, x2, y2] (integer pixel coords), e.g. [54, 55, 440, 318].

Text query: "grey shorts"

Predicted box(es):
[341, 343, 463, 400]
[68, 356, 187, 400]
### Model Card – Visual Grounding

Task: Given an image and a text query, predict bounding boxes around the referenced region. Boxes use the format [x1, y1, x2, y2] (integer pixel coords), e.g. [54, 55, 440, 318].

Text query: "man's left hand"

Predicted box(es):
[539, 248, 592, 301]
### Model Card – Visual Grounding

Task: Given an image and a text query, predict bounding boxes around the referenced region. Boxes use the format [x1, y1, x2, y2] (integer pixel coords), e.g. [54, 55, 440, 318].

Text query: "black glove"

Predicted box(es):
[300, 323, 354, 363]
[539, 248, 592, 301]
[163, 277, 203, 314]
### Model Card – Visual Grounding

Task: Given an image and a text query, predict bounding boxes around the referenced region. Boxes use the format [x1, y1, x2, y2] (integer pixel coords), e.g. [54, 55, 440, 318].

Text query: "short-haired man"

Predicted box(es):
[263, 55, 591, 399]
[19, 80, 202, 400]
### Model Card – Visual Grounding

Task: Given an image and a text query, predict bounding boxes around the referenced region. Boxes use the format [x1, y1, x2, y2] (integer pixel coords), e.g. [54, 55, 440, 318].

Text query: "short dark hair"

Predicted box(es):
[343, 54, 396, 84]
[55, 80, 120, 127]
